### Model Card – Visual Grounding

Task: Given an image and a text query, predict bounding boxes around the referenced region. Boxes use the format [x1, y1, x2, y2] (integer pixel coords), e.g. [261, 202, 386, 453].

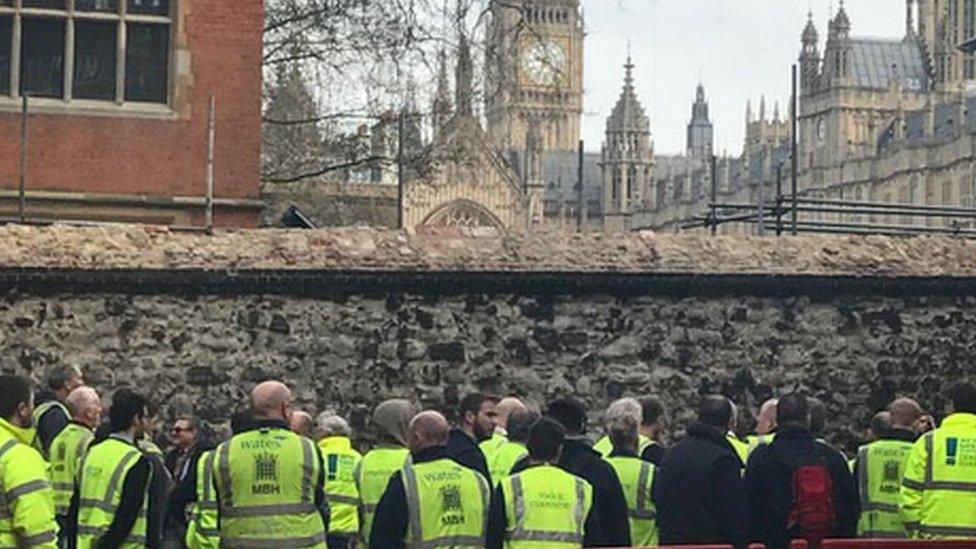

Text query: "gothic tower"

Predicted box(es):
[600, 55, 653, 233]
[485, 0, 584, 152]
[431, 49, 453, 139]
[799, 11, 820, 95]
[686, 83, 713, 158]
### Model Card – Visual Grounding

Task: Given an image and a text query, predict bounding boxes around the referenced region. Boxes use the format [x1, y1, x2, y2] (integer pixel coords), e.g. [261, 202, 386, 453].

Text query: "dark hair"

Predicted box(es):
[870, 411, 891, 438]
[458, 393, 497, 421]
[506, 410, 540, 444]
[949, 382, 976, 414]
[230, 408, 254, 435]
[777, 392, 810, 427]
[638, 396, 665, 426]
[47, 365, 80, 391]
[546, 397, 587, 435]
[0, 375, 32, 419]
[109, 389, 149, 432]
[808, 397, 827, 436]
[528, 416, 565, 462]
[698, 395, 733, 429]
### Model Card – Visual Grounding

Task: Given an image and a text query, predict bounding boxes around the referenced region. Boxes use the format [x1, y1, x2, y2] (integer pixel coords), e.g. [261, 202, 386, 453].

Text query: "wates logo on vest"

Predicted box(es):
[252, 452, 281, 495]
[529, 490, 570, 510]
[439, 485, 466, 526]
[880, 460, 901, 493]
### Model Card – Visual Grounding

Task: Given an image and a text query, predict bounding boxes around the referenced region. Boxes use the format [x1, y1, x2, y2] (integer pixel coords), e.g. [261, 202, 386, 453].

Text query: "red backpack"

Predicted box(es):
[788, 463, 836, 549]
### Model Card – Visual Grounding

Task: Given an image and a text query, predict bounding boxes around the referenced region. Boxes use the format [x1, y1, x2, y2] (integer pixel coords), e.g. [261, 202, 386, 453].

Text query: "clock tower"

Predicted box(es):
[485, 0, 584, 153]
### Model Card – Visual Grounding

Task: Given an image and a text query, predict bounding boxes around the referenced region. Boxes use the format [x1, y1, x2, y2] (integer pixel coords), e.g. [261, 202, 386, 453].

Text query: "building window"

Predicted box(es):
[0, 0, 171, 104]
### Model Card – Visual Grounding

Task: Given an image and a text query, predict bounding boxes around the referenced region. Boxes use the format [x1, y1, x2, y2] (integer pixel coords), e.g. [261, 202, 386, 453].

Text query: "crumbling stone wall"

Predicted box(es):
[2, 287, 971, 453]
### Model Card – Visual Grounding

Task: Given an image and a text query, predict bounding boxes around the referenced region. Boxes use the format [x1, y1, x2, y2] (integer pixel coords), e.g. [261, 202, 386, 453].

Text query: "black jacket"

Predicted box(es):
[653, 422, 750, 549]
[512, 437, 631, 546]
[640, 442, 667, 466]
[34, 389, 69, 456]
[445, 428, 491, 485]
[745, 426, 858, 549]
[485, 462, 603, 548]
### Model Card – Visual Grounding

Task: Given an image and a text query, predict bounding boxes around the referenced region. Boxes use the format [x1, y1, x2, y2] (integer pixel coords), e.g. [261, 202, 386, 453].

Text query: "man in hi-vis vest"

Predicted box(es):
[486, 416, 600, 548]
[213, 380, 329, 548]
[370, 411, 489, 548]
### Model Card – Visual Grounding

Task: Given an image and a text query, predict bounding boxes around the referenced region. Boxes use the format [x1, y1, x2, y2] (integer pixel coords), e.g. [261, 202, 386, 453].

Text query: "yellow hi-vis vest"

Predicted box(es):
[32, 400, 70, 459]
[0, 417, 58, 548]
[856, 438, 913, 538]
[500, 464, 593, 548]
[605, 455, 658, 547]
[76, 436, 149, 549]
[727, 433, 750, 466]
[318, 436, 363, 535]
[214, 427, 327, 548]
[185, 450, 219, 549]
[489, 441, 528, 483]
[900, 413, 976, 539]
[49, 422, 94, 516]
[593, 435, 652, 458]
[355, 445, 410, 547]
[480, 432, 507, 463]
[400, 458, 489, 548]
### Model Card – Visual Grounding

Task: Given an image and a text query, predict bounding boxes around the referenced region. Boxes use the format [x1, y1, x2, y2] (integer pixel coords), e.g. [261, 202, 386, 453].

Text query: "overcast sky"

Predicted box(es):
[581, 0, 904, 155]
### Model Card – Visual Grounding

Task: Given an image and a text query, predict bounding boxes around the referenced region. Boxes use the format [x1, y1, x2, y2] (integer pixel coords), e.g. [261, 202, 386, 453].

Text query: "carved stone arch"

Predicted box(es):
[421, 199, 505, 230]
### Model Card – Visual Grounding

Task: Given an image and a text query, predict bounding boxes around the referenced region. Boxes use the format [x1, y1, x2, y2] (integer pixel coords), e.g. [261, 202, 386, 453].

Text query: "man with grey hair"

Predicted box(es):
[317, 412, 362, 549]
[50, 386, 101, 538]
[594, 397, 644, 458]
[606, 410, 659, 546]
[33, 364, 85, 457]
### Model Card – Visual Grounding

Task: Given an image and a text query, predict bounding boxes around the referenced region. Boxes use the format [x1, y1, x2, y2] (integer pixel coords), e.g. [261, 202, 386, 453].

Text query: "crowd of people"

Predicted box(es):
[1, 363, 975, 549]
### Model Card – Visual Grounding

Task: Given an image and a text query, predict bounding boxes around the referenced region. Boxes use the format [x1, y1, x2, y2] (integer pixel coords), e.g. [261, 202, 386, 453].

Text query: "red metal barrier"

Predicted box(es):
[822, 541, 976, 548]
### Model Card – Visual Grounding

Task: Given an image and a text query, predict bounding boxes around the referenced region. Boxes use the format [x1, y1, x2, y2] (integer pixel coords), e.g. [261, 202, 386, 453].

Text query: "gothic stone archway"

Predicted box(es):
[420, 199, 505, 230]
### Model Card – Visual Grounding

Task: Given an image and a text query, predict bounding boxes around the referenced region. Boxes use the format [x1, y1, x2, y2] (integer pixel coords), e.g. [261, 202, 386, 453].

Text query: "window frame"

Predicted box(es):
[0, 0, 174, 115]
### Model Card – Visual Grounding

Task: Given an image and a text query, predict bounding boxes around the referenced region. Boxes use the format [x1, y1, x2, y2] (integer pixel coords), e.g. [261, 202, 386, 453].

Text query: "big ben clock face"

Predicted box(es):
[522, 40, 566, 86]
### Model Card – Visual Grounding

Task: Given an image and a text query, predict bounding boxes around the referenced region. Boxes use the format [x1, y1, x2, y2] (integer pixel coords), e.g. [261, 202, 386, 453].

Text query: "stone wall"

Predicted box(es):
[2, 225, 976, 452]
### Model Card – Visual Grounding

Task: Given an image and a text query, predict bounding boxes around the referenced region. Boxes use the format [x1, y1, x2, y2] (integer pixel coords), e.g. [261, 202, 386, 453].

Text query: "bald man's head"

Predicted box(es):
[66, 386, 102, 429]
[289, 410, 314, 438]
[251, 381, 293, 422]
[756, 399, 778, 435]
[408, 411, 449, 453]
[494, 397, 527, 431]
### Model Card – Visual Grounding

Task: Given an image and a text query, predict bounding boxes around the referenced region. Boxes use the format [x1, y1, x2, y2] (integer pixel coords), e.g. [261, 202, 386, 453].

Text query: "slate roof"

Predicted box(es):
[849, 39, 928, 91]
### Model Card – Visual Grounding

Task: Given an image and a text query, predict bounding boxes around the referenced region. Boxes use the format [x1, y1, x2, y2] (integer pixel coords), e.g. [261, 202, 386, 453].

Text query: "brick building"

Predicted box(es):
[0, 0, 263, 226]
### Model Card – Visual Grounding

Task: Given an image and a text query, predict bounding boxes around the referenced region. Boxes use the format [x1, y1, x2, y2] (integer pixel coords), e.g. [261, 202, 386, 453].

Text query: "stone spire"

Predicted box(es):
[455, 32, 473, 118]
[687, 82, 713, 157]
[605, 54, 650, 133]
[431, 48, 453, 137]
[905, 0, 916, 40]
[835, 0, 851, 37]
[759, 95, 766, 121]
[800, 10, 821, 95]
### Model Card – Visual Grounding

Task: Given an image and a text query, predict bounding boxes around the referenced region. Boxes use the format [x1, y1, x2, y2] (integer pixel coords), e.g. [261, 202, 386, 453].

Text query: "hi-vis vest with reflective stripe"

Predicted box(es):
[0, 418, 59, 549]
[605, 455, 658, 547]
[76, 437, 149, 549]
[500, 464, 592, 549]
[32, 401, 70, 458]
[593, 435, 652, 458]
[489, 442, 528, 483]
[857, 439, 913, 538]
[185, 450, 219, 549]
[355, 445, 410, 547]
[318, 436, 362, 535]
[400, 458, 489, 549]
[900, 413, 976, 539]
[49, 423, 94, 516]
[727, 434, 750, 467]
[214, 427, 326, 548]
[480, 432, 507, 463]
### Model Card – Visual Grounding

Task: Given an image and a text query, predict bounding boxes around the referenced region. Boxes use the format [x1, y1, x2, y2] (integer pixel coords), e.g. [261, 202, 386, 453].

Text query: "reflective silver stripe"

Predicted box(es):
[222, 532, 327, 548]
[573, 478, 585, 535]
[222, 502, 318, 518]
[476, 472, 489, 546]
[858, 445, 870, 510]
[412, 535, 485, 548]
[509, 531, 584, 543]
[903, 478, 925, 490]
[402, 463, 423, 546]
[124, 535, 148, 545]
[361, 503, 377, 513]
[511, 474, 526, 530]
[636, 461, 652, 515]
[918, 524, 976, 537]
[20, 529, 58, 546]
[77, 431, 93, 463]
[78, 498, 148, 517]
[5, 479, 50, 502]
[925, 432, 934, 484]
[53, 482, 75, 491]
[353, 460, 362, 491]
[218, 441, 233, 512]
[861, 502, 900, 513]
[198, 501, 219, 510]
[0, 439, 18, 460]
[300, 437, 314, 503]
[904, 521, 921, 531]
[201, 450, 216, 504]
[76, 524, 105, 537]
[105, 449, 141, 507]
[197, 527, 221, 537]
[327, 493, 359, 506]
[859, 530, 908, 539]
[629, 509, 657, 520]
